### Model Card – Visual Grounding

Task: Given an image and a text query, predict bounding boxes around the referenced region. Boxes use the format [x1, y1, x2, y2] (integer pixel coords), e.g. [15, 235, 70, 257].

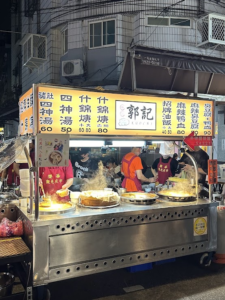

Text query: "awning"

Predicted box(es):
[118, 46, 225, 95]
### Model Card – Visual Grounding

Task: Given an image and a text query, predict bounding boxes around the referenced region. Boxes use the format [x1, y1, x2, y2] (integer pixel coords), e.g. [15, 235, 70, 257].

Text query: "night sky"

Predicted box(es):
[0, 2, 11, 31]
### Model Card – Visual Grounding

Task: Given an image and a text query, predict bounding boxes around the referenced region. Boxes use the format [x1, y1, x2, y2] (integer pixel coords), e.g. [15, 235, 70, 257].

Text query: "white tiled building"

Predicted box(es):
[10, 0, 225, 93]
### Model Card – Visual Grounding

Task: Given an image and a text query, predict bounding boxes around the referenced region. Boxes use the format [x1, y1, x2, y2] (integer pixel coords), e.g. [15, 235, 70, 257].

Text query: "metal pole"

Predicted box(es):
[24, 146, 34, 214]
[184, 151, 199, 201]
[174, 142, 199, 200]
[35, 161, 39, 221]
[209, 144, 213, 202]
[34, 135, 39, 221]
[130, 51, 136, 91]
[194, 71, 199, 97]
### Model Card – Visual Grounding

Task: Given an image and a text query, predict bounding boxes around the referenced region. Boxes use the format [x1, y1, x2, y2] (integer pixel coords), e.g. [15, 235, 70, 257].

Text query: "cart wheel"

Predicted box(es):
[200, 252, 212, 267]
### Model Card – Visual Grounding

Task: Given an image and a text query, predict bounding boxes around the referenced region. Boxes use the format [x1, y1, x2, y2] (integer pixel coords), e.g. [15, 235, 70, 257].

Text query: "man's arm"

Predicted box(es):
[182, 164, 207, 175]
[151, 167, 158, 178]
[136, 170, 155, 183]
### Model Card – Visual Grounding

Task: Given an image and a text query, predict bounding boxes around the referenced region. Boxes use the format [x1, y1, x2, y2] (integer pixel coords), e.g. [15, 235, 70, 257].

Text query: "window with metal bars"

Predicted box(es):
[89, 20, 115, 49]
[146, 16, 191, 28]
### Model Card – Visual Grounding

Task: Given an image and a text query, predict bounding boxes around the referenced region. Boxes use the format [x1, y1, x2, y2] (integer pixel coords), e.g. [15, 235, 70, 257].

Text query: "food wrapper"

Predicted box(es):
[0, 217, 23, 237]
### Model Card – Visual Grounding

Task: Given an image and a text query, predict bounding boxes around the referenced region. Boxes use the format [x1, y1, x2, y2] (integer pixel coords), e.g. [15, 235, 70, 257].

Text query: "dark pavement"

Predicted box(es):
[47, 255, 225, 300]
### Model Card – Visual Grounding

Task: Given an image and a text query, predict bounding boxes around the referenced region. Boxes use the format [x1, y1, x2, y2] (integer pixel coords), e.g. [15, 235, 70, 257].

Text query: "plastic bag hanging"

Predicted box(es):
[0, 136, 29, 173]
[159, 142, 174, 157]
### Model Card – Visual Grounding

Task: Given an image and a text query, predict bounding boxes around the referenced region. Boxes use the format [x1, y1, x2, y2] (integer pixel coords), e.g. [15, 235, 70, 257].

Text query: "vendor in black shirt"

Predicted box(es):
[151, 155, 178, 184]
[179, 145, 209, 184]
[74, 147, 99, 179]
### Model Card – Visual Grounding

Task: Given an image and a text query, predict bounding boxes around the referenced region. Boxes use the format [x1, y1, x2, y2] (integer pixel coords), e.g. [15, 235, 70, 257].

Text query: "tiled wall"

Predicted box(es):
[18, 0, 225, 93]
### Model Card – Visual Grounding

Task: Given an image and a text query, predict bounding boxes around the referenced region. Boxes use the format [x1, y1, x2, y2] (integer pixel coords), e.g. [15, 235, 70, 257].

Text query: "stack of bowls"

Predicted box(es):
[19, 169, 30, 197]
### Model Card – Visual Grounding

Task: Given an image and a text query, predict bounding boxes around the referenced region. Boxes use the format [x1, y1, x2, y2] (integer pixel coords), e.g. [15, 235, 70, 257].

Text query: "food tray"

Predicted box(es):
[121, 193, 159, 201]
[157, 191, 196, 202]
[38, 202, 76, 215]
[121, 198, 156, 205]
[78, 202, 120, 209]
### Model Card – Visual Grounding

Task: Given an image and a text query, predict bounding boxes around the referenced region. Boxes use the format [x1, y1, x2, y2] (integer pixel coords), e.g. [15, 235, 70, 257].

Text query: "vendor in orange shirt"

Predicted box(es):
[121, 147, 155, 192]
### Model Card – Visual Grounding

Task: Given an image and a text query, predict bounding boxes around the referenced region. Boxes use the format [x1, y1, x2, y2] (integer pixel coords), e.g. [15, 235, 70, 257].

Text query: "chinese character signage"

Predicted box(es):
[36, 86, 214, 136]
[36, 134, 69, 167]
[19, 88, 34, 135]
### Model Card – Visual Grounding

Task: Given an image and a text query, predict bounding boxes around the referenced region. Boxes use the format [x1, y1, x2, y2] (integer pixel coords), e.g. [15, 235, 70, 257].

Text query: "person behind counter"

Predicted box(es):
[39, 160, 73, 201]
[1, 163, 19, 186]
[121, 147, 155, 192]
[73, 147, 99, 179]
[151, 142, 178, 185]
[173, 153, 179, 161]
[179, 145, 209, 184]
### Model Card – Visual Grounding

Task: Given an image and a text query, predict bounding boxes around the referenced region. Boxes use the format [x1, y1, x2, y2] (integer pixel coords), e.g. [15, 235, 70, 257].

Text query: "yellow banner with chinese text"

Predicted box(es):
[37, 86, 214, 137]
[19, 88, 34, 135]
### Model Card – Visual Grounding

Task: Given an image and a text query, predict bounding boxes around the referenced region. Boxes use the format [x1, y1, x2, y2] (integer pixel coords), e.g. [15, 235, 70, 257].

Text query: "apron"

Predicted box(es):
[40, 167, 69, 201]
[121, 155, 142, 192]
[157, 157, 172, 184]
[7, 164, 16, 186]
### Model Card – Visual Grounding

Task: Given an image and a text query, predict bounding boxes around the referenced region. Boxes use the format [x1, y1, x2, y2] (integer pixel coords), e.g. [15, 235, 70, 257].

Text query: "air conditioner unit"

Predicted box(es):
[62, 59, 84, 76]
[196, 13, 225, 51]
[21, 34, 47, 69]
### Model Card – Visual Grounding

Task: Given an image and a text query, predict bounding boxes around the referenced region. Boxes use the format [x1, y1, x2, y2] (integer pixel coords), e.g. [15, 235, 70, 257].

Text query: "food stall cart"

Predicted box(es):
[0, 84, 217, 299]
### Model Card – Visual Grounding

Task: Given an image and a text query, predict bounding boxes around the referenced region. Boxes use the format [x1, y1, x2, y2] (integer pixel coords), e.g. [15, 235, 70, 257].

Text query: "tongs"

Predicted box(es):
[40, 183, 46, 198]
[40, 184, 51, 205]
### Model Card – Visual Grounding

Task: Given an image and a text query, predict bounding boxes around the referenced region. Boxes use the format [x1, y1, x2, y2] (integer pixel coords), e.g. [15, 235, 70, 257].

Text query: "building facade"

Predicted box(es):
[10, 0, 225, 160]
[10, 0, 225, 93]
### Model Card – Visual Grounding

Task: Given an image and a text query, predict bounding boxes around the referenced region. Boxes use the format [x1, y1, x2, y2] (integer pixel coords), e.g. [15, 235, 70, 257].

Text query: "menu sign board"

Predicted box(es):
[19, 88, 34, 135]
[37, 86, 214, 136]
[36, 134, 69, 167]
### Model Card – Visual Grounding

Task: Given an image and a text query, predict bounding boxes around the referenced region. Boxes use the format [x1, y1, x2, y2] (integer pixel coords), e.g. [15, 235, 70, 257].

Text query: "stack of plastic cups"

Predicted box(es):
[19, 169, 30, 198]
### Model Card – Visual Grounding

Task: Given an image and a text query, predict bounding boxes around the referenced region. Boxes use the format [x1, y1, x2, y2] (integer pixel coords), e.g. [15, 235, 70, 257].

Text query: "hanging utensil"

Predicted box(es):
[40, 183, 46, 198]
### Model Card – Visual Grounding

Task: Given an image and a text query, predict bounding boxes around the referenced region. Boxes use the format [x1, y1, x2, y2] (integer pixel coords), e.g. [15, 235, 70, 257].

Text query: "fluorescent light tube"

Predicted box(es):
[152, 141, 164, 144]
[69, 140, 105, 147]
[111, 141, 146, 147]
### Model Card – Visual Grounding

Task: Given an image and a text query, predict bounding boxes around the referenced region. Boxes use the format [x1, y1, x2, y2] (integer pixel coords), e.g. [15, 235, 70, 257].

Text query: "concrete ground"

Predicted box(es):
[48, 255, 225, 300]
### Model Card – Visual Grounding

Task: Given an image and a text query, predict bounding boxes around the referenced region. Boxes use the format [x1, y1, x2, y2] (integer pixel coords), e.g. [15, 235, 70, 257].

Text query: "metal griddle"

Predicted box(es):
[157, 191, 196, 202]
[121, 193, 159, 205]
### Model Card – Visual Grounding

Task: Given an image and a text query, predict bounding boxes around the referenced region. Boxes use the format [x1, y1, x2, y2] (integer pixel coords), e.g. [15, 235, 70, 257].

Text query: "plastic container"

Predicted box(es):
[19, 169, 29, 179]
[70, 192, 81, 199]
[20, 179, 29, 191]
[70, 192, 81, 204]
[20, 190, 30, 197]
[0, 273, 15, 297]
[127, 263, 153, 273]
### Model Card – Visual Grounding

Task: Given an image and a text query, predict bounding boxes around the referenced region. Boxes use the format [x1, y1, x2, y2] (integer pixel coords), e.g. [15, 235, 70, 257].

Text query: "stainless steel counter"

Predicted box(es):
[11, 199, 218, 286]
[19, 199, 216, 225]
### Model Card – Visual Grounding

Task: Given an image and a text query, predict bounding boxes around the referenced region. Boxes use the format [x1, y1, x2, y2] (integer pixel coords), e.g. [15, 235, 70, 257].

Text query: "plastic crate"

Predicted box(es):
[154, 258, 176, 266]
[127, 263, 153, 273]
